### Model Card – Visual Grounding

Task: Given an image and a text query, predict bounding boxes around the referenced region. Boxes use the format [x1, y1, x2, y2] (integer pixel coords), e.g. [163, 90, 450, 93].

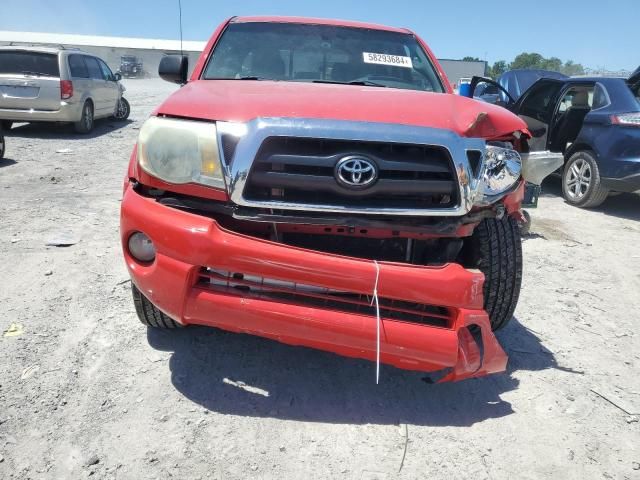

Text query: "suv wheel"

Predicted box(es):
[74, 101, 94, 134]
[467, 216, 523, 331]
[132, 284, 183, 329]
[562, 150, 608, 208]
[112, 97, 130, 120]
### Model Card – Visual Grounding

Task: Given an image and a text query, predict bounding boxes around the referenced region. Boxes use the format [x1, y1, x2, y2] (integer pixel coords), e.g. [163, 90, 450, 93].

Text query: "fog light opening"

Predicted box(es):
[128, 232, 156, 263]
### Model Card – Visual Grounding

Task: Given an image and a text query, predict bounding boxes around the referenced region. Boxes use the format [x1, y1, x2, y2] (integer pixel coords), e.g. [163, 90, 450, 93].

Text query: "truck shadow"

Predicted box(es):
[0, 157, 18, 168]
[147, 317, 570, 427]
[5, 119, 132, 140]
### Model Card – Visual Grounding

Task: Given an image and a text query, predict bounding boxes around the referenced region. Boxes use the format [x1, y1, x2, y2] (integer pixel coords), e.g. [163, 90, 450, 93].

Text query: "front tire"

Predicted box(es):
[469, 216, 523, 331]
[562, 150, 608, 208]
[112, 97, 130, 120]
[74, 101, 94, 134]
[132, 284, 183, 329]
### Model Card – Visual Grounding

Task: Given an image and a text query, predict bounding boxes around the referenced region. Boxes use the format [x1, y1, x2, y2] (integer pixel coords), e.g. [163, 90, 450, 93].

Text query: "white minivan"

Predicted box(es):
[0, 46, 130, 133]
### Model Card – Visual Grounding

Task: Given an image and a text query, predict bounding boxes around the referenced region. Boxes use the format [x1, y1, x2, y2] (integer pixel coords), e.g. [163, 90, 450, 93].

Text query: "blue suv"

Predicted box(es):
[466, 68, 640, 208]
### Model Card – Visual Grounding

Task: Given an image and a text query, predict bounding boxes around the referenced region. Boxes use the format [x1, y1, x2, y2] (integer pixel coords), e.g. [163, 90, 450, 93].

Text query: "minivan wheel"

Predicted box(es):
[1, 120, 12, 131]
[465, 216, 523, 331]
[112, 97, 130, 120]
[74, 101, 94, 134]
[562, 151, 609, 208]
[132, 284, 183, 329]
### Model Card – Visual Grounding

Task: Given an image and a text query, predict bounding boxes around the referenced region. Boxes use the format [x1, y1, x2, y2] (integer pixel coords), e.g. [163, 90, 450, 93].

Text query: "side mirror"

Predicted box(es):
[114, 72, 122, 81]
[159, 55, 188, 84]
[459, 83, 472, 97]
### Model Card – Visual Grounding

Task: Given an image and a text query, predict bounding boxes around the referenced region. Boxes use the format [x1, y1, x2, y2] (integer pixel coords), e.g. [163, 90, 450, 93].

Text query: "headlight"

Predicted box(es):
[137, 116, 224, 188]
[481, 145, 522, 197]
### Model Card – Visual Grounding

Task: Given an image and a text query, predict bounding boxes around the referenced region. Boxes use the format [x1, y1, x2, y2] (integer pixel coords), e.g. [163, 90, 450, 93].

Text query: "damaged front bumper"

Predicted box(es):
[121, 184, 507, 382]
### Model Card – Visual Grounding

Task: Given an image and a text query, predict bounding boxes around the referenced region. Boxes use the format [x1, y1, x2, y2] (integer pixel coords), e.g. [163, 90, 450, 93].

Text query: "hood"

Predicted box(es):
[157, 80, 529, 140]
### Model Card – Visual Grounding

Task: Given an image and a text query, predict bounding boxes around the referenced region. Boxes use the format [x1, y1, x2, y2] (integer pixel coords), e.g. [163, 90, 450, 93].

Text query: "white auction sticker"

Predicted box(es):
[363, 52, 413, 68]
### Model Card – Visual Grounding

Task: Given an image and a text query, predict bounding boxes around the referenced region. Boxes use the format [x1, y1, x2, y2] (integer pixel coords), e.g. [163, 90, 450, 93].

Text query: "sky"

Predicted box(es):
[0, 0, 637, 71]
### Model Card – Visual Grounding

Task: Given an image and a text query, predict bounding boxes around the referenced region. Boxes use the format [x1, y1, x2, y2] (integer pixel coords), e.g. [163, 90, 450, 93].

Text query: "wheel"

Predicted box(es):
[1, 120, 12, 131]
[112, 97, 130, 120]
[518, 210, 531, 236]
[132, 284, 183, 329]
[562, 151, 609, 208]
[467, 215, 523, 331]
[0, 133, 5, 159]
[74, 101, 94, 134]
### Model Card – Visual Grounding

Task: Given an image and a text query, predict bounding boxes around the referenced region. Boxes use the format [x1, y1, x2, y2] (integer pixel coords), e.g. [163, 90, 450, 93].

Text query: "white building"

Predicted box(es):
[0, 31, 204, 77]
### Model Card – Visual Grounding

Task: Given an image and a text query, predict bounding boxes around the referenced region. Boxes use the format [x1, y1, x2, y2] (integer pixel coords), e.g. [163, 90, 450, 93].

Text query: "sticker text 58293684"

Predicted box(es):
[363, 52, 413, 68]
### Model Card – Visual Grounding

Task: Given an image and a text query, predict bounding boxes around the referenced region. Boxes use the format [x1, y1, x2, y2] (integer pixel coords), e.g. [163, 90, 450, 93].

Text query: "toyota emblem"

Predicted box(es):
[334, 156, 378, 189]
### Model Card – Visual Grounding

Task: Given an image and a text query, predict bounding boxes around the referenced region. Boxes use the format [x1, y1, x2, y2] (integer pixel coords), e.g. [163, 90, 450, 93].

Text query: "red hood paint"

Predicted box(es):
[157, 80, 529, 140]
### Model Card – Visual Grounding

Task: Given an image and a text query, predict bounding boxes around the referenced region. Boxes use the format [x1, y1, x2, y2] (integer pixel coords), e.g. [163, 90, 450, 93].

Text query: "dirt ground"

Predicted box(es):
[1, 79, 639, 480]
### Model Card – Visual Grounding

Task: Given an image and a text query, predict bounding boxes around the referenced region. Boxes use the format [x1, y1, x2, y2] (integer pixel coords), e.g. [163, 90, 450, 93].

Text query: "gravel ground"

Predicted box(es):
[1, 79, 639, 480]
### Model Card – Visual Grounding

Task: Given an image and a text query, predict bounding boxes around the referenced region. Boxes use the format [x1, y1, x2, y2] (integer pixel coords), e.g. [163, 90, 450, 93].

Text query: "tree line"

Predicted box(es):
[462, 53, 586, 78]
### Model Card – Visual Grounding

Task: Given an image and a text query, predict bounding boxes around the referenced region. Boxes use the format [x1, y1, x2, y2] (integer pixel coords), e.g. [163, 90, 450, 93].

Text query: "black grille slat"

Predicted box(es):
[197, 267, 452, 328]
[251, 172, 454, 197]
[244, 137, 458, 209]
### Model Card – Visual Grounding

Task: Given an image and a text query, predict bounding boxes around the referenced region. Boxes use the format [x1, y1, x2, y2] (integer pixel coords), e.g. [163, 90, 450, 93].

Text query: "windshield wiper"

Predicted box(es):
[312, 80, 387, 88]
[21, 71, 54, 77]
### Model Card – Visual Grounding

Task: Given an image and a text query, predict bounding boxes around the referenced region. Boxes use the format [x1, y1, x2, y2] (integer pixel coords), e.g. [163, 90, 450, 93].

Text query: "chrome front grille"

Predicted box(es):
[221, 118, 487, 216]
[243, 136, 458, 209]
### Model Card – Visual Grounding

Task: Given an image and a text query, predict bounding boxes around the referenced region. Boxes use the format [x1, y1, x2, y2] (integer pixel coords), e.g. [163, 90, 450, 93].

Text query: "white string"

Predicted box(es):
[371, 260, 381, 384]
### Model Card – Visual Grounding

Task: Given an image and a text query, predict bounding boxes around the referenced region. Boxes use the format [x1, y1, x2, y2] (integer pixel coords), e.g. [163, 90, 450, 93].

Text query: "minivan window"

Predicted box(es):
[203, 22, 445, 93]
[68, 54, 89, 78]
[98, 59, 114, 81]
[0, 51, 59, 77]
[84, 56, 104, 80]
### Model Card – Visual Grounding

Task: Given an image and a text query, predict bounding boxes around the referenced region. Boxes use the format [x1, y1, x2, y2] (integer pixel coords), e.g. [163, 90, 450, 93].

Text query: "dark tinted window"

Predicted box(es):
[203, 22, 445, 92]
[68, 54, 89, 78]
[519, 80, 563, 121]
[592, 84, 610, 109]
[84, 56, 104, 80]
[0, 51, 59, 76]
[98, 59, 114, 81]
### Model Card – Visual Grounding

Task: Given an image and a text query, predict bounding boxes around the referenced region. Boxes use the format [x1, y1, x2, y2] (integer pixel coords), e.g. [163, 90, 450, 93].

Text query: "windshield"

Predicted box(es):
[0, 51, 59, 77]
[203, 22, 445, 92]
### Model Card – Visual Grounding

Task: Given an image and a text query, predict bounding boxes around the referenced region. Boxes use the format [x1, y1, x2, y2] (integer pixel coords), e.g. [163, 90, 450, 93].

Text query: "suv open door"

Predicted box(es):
[466, 76, 566, 207]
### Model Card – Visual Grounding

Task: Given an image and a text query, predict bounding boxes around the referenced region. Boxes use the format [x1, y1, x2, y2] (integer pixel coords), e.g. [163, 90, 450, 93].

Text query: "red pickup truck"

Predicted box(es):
[121, 16, 531, 382]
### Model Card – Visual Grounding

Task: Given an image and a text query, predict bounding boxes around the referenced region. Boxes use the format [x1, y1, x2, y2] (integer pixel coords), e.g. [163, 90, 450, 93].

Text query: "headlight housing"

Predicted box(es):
[480, 145, 522, 197]
[137, 116, 224, 188]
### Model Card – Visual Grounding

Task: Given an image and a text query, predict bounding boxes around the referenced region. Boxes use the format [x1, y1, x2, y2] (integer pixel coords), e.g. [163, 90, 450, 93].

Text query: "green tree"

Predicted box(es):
[561, 60, 585, 76]
[510, 52, 545, 70]
[541, 57, 562, 72]
[491, 60, 508, 78]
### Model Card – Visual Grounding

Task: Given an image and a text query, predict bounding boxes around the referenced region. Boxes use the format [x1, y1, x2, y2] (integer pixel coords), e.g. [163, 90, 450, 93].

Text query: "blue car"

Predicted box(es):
[467, 68, 640, 208]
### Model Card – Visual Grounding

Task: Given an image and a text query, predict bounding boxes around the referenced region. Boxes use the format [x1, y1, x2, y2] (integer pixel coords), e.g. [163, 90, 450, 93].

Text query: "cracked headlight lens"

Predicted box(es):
[137, 116, 224, 188]
[481, 145, 522, 197]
